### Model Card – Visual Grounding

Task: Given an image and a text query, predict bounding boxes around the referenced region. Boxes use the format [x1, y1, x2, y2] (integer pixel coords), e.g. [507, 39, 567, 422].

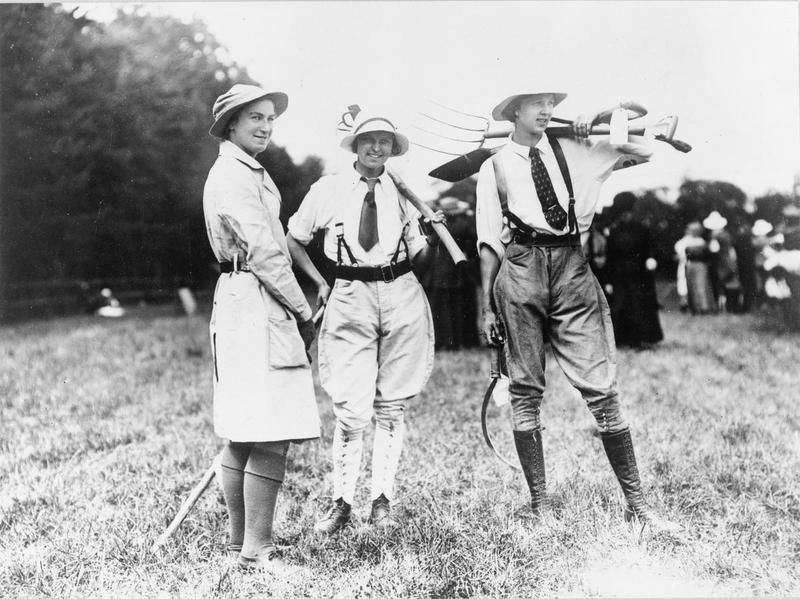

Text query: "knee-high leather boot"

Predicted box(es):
[601, 428, 680, 532]
[513, 428, 547, 515]
[600, 428, 647, 518]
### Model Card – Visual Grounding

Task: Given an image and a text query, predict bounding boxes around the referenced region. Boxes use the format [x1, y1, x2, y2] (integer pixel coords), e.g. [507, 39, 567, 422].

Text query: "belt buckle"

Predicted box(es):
[380, 264, 395, 283]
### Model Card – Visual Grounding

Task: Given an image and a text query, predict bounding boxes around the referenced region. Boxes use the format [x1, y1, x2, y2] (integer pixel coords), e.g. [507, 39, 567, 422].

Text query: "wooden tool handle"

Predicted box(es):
[386, 168, 467, 265]
[150, 453, 221, 553]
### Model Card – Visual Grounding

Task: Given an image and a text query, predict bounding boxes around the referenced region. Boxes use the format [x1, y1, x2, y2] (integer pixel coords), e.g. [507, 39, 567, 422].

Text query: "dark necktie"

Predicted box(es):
[358, 177, 379, 251]
[530, 147, 568, 230]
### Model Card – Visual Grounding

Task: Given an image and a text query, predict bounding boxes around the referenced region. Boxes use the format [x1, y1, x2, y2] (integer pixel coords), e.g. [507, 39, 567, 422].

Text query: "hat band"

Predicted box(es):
[352, 117, 396, 136]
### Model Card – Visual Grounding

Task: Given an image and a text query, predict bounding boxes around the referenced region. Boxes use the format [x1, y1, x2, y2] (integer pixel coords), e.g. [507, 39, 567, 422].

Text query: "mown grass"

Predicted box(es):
[1, 296, 799, 598]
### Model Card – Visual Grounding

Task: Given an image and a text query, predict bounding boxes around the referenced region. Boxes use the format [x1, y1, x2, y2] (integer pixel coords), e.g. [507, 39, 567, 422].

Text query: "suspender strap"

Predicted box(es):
[546, 133, 578, 235]
[492, 138, 579, 236]
[491, 154, 536, 236]
[391, 221, 411, 265]
[335, 222, 357, 266]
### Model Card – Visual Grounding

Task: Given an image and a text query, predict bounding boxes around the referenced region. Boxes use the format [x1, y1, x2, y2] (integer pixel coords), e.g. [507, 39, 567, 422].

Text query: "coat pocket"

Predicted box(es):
[267, 318, 308, 368]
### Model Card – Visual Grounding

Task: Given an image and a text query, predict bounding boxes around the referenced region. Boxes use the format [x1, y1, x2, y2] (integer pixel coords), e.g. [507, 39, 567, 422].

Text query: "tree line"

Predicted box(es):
[1, 5, 794, 321]
[0, 4, 322, 321]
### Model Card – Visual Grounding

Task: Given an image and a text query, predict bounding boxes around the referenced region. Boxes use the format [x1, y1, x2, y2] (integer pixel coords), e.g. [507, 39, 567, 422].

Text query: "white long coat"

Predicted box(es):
[203, 141, 320, 442]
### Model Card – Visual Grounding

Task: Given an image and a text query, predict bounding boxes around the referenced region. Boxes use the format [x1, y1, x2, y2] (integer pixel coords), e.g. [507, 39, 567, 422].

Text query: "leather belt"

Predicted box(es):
[220, 261, 250, 273]
[335, 260, 412, 283]
[512, 231, 581, 247]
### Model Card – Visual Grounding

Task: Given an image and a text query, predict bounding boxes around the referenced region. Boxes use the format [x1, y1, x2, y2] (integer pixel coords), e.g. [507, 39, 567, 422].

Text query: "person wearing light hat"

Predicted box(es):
[476, 90, 679, 532]
[203, 83, 321, 572]
[286, 109, 442, 534]
[703, 211, 743, 312]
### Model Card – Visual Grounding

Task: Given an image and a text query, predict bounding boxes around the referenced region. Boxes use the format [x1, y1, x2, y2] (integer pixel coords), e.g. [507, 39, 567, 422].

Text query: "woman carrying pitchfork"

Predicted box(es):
[286, 109, 444, 534]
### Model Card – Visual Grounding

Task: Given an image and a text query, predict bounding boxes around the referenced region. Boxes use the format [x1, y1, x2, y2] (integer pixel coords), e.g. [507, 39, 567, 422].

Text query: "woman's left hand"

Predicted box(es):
[420, 210, 447, 245]
[426, 210, 447, 225]
[316, 280, 331, 308]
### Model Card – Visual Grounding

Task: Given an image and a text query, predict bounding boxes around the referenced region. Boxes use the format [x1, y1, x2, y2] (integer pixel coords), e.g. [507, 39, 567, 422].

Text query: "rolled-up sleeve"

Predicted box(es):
[401, 203, 428, 260]
[287, 181, 324, 246]
[586, 134, 654, 181]
[613, 134, 654, 159]
[475, 157, 506, 260]
[216, 168, 312, 321]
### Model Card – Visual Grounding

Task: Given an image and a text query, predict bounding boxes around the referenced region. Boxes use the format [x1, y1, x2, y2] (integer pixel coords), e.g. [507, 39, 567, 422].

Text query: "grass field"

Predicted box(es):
[1, 293, 799, 598]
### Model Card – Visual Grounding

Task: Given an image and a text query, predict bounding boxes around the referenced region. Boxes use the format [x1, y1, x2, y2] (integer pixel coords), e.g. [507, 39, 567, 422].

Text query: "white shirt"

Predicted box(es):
[476, 135, 652, 260]
[288, 165, 427, 266]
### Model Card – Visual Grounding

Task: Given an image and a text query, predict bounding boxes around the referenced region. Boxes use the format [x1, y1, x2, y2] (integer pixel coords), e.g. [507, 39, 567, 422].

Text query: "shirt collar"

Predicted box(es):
[349, 162, 387, 188]
[506, 134, 552, 159]
[219, 140, 264, 171]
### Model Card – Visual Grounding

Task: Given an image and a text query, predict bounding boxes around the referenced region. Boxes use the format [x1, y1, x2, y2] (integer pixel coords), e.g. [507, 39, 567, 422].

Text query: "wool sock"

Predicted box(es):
[220, 441, 252, 549]
[241, 441, 289, 559]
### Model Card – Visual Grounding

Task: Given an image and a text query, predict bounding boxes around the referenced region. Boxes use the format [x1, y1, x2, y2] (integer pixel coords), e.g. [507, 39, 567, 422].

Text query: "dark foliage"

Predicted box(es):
[0, 4, 322, 320]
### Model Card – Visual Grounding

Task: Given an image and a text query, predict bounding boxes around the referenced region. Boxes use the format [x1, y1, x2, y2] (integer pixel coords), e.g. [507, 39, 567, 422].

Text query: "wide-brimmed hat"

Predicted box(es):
[209, 84, 288, 139]
[703, 211, 728, 231]
[340, 113, 409, 156]
[492, 91, 568, 122]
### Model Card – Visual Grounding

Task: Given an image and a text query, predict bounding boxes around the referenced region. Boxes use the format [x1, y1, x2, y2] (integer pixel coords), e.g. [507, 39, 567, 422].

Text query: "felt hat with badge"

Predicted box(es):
[340, 112, 409, 156]
[209, 84, 288, 139]
[492, 91, 568, 122]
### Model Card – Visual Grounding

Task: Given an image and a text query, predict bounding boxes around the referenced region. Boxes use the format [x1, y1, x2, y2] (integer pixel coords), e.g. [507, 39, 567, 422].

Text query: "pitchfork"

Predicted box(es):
[414, 101, 691, 182]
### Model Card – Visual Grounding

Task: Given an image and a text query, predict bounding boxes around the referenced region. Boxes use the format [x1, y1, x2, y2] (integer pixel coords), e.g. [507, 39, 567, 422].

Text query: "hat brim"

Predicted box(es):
[209, 90, 288, 139]
[340, 130, 409, 156]
[703, 217, 728, 231]
[492, 92, 568, 122]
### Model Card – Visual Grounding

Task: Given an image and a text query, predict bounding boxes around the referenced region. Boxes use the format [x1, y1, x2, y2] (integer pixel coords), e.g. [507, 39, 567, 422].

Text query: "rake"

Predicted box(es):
[150, 306, 326, 554]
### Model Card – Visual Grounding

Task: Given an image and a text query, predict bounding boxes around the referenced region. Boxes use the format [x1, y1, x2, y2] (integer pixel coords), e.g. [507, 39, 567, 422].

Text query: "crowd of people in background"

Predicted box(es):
[419, 190, 800, 350]
[588, 196, 800, 335]
[668, 205, 800, 329]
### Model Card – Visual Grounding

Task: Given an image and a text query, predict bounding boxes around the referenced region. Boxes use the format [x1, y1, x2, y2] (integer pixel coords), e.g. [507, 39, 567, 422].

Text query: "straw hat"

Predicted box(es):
[340, 112, 409, 156]
[209, 84, 288, 139]
[491, 91, 568, 122]
[702, 211, 728, 231]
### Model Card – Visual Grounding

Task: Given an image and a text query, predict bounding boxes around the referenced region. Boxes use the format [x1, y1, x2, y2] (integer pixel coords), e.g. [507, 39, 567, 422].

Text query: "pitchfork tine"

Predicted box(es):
[409, 141, 468, 156]
[417, 111, 488, 133]
[428, 100, 489, 122]
[411, 124, 486, 145]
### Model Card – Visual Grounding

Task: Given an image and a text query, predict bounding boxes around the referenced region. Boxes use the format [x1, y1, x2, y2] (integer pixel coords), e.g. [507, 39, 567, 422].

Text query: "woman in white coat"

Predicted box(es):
[203, 84, 320, 571]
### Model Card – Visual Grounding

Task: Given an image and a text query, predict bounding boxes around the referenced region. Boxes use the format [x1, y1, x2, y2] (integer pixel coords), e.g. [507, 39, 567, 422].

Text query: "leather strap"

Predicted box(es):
[220, 261, 250, 273]
[511, 231, 580, 247]
[335, 259, 412, 283]
[546, 133, 578, 234]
